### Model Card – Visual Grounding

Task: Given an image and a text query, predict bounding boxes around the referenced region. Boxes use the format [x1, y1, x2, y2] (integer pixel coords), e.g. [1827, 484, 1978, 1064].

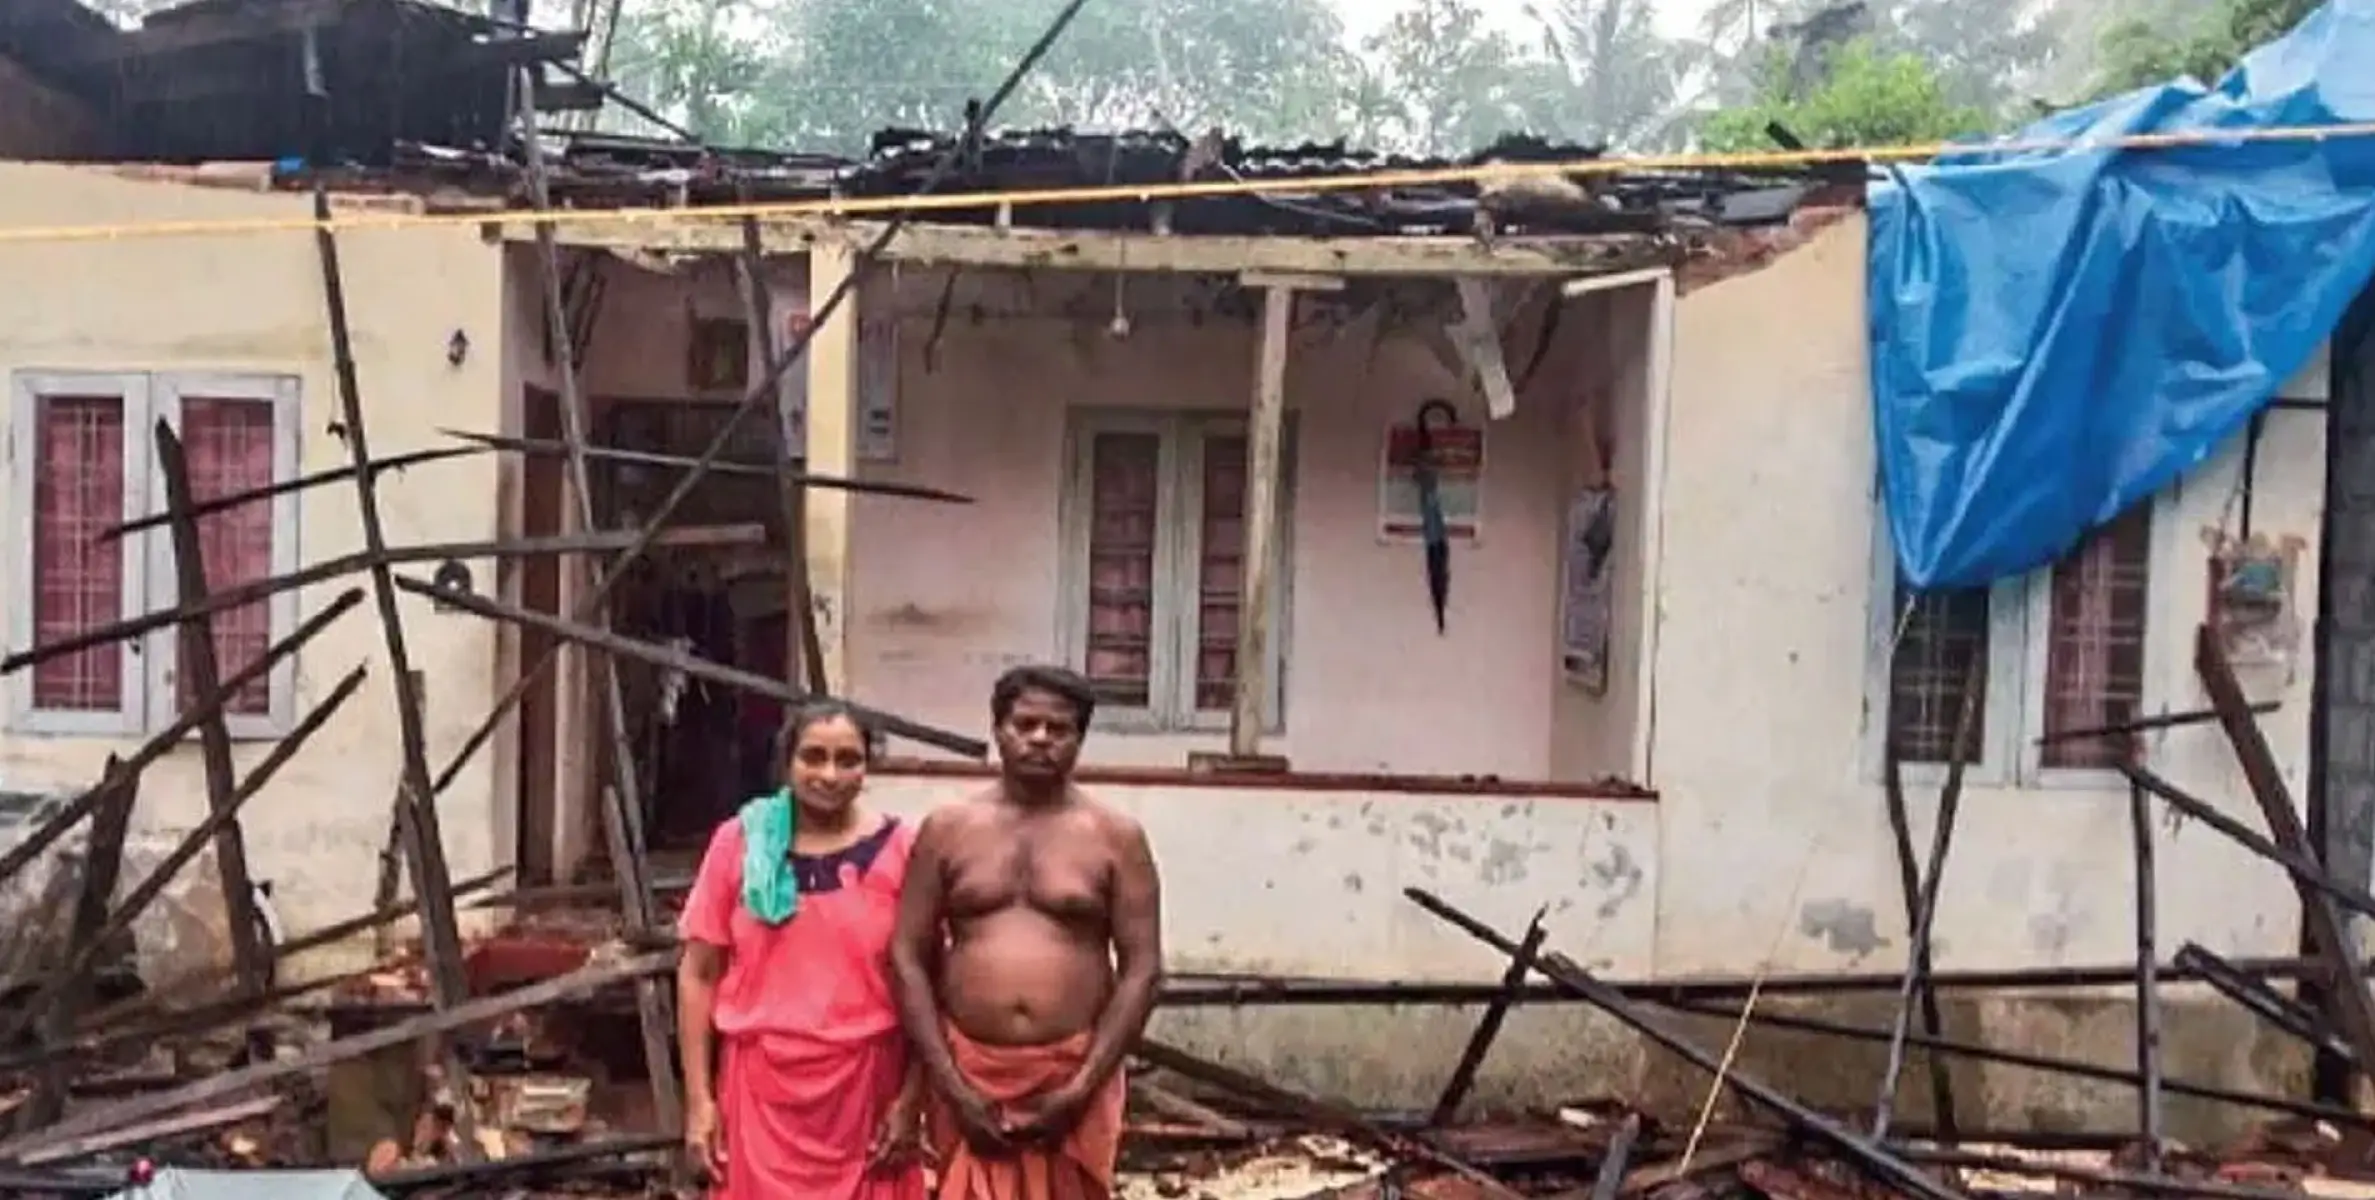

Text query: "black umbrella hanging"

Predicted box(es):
[1411, 399, 1459, 634]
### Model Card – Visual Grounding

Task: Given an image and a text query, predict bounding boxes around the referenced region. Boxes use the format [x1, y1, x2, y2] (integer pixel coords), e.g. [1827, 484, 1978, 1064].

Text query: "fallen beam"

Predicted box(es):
[8, 666, 370, 1042]
[312, 177, 479, 1156]
[518, 68, 683, 1140]
[99, 445, 487, 542]
[1881, 742, 1958, 1138]
[2175, 942, 2355, 1062]
[439, 429, 973, 503]
[155, 420, 272, 996]
[0, 535, 637, 681]
[1405, 887, 1970, 1200]
[1133, 1038, 1524, 1200]
[1429, 905, 1545, 1126]
[392, 572, 988, 758]
[0, 951, 679, 1161]
[2121, 762, 2375, 918]
[1661, 997, 2367, 1125]
[1154, 953, 2358, 1007]
[1874, 656, 1979, 1139]
[2196, 625, 2375, 1082]
[0, 590, 363, 890]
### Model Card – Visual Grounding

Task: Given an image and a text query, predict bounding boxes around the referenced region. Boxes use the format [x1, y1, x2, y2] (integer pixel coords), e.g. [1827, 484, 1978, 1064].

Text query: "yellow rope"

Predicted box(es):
[1672, 831, 1824, 1177]
[3, 119, 2374, 247]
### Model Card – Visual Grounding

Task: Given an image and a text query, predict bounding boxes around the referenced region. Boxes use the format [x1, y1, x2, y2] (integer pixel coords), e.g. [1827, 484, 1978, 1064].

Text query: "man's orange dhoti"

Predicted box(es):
[926, 1025, 1126, 1200]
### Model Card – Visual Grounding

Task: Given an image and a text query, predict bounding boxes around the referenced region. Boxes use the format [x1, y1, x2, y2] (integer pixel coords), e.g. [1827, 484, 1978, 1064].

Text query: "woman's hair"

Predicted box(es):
[773, 699, 874, 768]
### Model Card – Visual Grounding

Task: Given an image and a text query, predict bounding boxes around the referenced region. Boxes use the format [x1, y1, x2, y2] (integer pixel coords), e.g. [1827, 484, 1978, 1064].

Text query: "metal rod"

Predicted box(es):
[98, 445, 487, 542]
[1873, 654, 1981, 1138]
[311, 179, 480, 1155]
[421, 3, 1090, 803]
[516, 64, 681, 1137]
[1882, 740, 1958, 1139]
[2175, 941, 2356, 1062]
[2130, 775, 2163, 1167]
[1404, 887, 1971, 1200]
[1428, 906, 1546, 1127]
[393, 572, 987, 757]
[1660, 998, 2368, 1125]
[0, 590, 363, 890]
[154, 420, 271, 996]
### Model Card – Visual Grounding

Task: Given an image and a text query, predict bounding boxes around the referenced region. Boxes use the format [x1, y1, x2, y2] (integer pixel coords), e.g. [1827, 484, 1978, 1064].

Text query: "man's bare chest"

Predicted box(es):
[943, 830, 1111, 922]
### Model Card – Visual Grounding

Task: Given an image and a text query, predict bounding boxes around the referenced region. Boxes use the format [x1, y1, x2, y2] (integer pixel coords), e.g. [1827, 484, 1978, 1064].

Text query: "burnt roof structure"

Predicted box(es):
[0, 0, 588, 164]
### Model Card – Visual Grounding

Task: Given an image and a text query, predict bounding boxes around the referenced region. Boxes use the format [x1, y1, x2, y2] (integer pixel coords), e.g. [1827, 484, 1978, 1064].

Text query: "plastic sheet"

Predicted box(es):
[1868, 0, 2375, 589]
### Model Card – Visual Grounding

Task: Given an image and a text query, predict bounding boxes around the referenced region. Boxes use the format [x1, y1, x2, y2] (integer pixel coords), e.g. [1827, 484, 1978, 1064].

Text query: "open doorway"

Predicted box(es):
[590, 398, 796, 860]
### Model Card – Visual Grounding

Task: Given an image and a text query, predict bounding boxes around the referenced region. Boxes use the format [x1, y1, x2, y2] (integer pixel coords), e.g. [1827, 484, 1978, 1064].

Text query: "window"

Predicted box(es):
[1060, 411, 1292, 732]
[2036, 508, 2153, 768]
[7, 371, 301, 739]
[1870, 500, 2160, 782]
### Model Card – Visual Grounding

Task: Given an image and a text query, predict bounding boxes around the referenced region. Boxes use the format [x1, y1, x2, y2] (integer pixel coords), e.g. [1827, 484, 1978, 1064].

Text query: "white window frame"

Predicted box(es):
[6, 369, 303, 741]
[7, 372, 154, 737]
[1861, 487, 2177, 790]
[1056, 409, 1296, 735]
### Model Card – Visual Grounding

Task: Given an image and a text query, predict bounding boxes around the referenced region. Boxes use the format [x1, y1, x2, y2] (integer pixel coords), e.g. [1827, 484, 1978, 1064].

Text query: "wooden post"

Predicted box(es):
[1228, 273, 1336, 757]
[804, 244, 861, 695]
[154, 423, 272, 997]
[516, 65, 684, 1136]
[736, 216, 828, 697]
[309, 181, 482, 1157]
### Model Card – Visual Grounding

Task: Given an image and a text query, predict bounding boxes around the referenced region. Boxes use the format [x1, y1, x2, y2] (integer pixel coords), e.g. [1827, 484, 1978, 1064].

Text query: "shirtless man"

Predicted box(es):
[890, 665, 1162, 1197]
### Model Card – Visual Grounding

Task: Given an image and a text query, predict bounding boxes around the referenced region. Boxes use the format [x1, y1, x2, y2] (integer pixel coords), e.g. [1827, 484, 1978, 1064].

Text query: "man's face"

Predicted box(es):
[995, 687, 1084, 784]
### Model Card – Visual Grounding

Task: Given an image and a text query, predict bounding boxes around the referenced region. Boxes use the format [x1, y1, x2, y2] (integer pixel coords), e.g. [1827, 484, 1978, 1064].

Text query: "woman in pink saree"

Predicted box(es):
[678, 700, 929, 1199]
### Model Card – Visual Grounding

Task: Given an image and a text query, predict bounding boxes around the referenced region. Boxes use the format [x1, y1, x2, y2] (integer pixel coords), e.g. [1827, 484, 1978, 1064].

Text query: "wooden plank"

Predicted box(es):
[0, 952, 678, 1163]
[517, 219, 1672, 279]
[154, 422, 271, 996]
[389, 573, 986, 759]
[1229, 283, 1292, 756]
[24, 760, 135, 1129]
[2195, 624, 2375, 1085]
[804, 243, 861, 694]
[309, 182, 481, 1158]
[0, 590, 363, 891]
[516, 68, 683, 1139]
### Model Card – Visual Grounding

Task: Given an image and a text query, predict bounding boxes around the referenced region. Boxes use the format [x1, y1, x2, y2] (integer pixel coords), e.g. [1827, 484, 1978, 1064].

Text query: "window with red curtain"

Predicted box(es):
[1083, 431, 1161, 709]
[2040, 507, 2153, 768]
[176, 397, 280, 716]
[1885, 586, 1991, 765]
[30, 395, 128, 713]
[1194, 434, 1247, 711]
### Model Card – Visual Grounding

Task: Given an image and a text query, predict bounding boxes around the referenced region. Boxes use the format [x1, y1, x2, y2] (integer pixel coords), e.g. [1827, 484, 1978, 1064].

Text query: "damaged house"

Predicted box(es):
[0, 0, 2366, 1153]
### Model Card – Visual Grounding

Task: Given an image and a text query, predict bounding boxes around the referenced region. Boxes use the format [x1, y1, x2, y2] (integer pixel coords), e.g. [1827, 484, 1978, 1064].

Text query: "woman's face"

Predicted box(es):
[786, 714, 868, 816]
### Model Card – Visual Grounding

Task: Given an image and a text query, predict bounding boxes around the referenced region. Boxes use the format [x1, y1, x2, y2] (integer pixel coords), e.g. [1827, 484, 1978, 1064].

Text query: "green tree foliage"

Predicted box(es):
[1698, 38, 1992, 152]
[2095, 0, 2317, 93]
[1348, 0, 1564, 155]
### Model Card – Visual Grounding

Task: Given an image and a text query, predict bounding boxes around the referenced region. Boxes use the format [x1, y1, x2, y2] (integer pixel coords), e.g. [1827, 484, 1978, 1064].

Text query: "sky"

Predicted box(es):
[1333, 0, 1713, 44]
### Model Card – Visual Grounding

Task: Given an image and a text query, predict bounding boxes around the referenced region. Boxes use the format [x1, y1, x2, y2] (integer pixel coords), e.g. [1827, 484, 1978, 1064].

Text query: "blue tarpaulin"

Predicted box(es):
[1868, 0, 2375, 590]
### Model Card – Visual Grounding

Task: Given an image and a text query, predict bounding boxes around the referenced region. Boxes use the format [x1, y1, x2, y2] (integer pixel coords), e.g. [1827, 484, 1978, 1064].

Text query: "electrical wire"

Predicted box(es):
[2, 118, 2373, 247]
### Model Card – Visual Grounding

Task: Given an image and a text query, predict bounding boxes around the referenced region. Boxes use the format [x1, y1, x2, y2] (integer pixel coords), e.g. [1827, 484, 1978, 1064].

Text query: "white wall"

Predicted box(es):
[1649, 212, 2319, 977]
[0, 165, 514, 977]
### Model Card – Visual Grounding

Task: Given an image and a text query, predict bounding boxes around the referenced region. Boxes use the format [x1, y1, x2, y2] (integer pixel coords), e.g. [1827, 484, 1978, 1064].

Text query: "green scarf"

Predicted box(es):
[738, 789, 800, 926]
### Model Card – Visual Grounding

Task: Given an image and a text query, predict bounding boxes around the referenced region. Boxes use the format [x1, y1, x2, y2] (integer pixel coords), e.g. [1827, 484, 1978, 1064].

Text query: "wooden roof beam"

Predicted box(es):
[506, 217, 1676, 279]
